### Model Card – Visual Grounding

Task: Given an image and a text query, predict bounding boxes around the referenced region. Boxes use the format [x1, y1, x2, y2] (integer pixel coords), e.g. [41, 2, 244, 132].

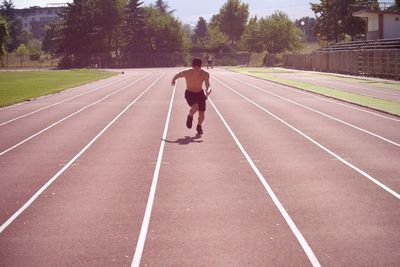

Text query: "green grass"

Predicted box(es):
[0, 69, 118, 107]
[309, 72, 400, 91]
[229, 67, 400, 116]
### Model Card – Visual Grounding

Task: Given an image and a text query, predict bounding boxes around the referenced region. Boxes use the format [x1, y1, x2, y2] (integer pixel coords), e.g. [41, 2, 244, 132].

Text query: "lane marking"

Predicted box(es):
[209, 98, 321, 267]
[0, 74, 133, 126]
[226, 75, 400, 147]
[0, 74, 151, 156]
[131, 82, 176, 267]
[0, 74, 164, 234]
[213, 77, 400, 200]
[225, 71, 400, 122]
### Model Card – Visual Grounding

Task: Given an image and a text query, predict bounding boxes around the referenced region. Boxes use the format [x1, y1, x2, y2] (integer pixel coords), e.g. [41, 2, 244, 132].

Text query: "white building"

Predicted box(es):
[15, 6, 65, 39]
[353, 9, 400, 40]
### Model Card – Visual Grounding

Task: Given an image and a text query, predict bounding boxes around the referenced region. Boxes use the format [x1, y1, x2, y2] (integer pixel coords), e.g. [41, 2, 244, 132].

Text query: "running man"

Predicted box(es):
[171, 58, 211, 135]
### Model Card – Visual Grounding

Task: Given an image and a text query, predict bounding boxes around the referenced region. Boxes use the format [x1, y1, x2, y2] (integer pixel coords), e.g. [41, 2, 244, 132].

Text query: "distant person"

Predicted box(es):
[206, 54, 213, 69]
[171, 58, 211, 135]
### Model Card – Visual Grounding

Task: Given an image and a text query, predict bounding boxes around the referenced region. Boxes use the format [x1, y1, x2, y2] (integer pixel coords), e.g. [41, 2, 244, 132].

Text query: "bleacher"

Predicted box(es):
[318, 38, 400, 51]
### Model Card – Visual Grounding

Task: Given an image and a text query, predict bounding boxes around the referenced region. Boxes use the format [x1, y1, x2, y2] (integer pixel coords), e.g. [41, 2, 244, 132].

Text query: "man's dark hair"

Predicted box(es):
[192, 58, 202, 67]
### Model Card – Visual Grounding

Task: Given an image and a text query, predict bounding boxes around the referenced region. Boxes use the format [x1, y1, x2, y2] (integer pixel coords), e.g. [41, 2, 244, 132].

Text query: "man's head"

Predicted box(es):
[192, 58, 202, 68]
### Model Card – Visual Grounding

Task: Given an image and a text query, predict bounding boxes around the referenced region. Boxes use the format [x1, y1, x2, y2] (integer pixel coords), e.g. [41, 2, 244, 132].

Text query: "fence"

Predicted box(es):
[0, 54, 59, 68]
[283, 49, 400, 80]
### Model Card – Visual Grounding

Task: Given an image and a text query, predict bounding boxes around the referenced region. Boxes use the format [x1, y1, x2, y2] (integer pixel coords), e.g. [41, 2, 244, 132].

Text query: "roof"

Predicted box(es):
[353, 9, 400, 17]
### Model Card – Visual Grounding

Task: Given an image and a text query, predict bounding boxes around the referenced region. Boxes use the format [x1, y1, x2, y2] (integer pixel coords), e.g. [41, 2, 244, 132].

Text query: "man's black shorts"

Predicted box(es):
[185, 90, 207, 111]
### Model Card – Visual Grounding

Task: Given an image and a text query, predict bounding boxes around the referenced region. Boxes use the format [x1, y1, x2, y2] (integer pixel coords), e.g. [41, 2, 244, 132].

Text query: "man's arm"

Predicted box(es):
[171, 70, 186, 86]
[204, 72, 211, 96]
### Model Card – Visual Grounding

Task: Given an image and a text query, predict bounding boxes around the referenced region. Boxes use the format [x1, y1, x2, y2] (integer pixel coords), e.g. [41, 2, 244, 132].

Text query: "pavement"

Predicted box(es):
[0, 68, 399, 266]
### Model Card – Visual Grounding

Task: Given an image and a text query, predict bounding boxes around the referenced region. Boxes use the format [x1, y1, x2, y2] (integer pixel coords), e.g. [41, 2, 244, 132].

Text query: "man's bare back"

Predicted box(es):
[172, 68, 210, 93]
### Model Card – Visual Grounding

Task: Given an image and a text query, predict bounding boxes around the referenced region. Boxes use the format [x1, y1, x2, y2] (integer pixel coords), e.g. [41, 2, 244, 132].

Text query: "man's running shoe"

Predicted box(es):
[196, 124, 203, 134]
[186, 115, 193, 129]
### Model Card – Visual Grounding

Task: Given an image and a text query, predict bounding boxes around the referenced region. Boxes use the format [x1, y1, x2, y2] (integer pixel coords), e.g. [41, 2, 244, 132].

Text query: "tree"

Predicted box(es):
[1, 0, 23, 52]
[205, 24, 229, 52]
[192, 17, 208, 49]
[294, 16, 317, 42]
[311, 0, 379, 42]
[240, 16, 263, 52]
[42, 21, 63, 56]
[155, 0, 173, 14]
[14, 43, 28, 66]
[142, 6, 186, 52]
[0, 15, 9, 65]
[260, 11, 303, 54]
[216, 0, 249, 45]
[124, 0, 146, 55]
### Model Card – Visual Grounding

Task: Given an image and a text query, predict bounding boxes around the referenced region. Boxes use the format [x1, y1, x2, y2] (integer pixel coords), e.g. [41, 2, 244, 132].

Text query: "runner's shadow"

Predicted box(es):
[163, 135, 203, 145]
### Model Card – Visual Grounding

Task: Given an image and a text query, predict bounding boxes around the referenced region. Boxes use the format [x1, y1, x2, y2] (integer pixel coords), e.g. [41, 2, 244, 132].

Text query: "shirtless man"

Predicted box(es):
[171, 58, 211, 135]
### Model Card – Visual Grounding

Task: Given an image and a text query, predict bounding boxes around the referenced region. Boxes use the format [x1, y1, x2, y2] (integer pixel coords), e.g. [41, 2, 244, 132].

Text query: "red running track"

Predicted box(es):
[0, 68, 399, 266]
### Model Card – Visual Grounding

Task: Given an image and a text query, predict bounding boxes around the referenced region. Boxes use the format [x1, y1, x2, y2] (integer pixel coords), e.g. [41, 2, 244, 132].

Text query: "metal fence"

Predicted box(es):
[283, 50, 400, 80]
[1, 52, 266, 69]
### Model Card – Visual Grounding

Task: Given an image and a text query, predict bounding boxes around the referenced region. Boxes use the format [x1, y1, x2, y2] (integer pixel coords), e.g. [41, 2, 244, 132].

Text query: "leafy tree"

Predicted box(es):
[294, 16, 317, 42]
[14, 43, 28, 66]
[155, 0, 173, 14]
[0, 0, 13, 18]
[1, 0, 23, 52]
[217, 0, 249, 45]
[27, 39, 42, 60]
[60, 0, 96, 64]
[124, 0, 146, 54]
[142, 6, 186, 53]
[205, 24, 229, 52]
[260, 11, 303, 54]
[0, 15, 9, 65]
[60, 0, 124, 66]
[42, 21, 63, 56]
[240, 16, 263, 52]
[192, 17, 208, 49]
[311, 0, 379, 42]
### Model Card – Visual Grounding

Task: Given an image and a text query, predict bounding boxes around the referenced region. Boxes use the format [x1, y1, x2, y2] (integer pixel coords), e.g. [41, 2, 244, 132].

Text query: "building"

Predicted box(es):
[14, 5, 65, 39]
[353, 9, 400, 40]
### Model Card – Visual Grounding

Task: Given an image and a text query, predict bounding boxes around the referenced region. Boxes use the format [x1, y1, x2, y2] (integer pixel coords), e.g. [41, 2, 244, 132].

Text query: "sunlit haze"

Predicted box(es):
[12, 0, 319, 25]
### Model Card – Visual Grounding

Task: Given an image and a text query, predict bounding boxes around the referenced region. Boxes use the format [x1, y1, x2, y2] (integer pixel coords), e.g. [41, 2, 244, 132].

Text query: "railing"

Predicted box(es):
[283, 49, 400, 80]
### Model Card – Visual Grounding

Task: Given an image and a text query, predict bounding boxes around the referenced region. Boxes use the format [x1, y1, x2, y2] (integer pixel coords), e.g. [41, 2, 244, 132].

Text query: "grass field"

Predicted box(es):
[229, 67, 400, 116]
[0, 69, 118, 107]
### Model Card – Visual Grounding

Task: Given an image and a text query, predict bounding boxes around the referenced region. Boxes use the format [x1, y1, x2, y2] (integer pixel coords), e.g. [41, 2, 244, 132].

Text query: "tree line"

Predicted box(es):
[1, 0, 399, 67]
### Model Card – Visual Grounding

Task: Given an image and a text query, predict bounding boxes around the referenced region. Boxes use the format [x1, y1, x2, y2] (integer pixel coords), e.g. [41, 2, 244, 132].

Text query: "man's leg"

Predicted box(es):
[186, 104, 198, 129]
[196, 111, 205, 134]
[198, 111, 204, 125]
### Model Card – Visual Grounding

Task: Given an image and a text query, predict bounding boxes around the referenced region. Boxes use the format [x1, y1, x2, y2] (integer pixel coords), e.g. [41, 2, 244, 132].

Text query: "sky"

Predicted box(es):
[12, 0, 319, 25]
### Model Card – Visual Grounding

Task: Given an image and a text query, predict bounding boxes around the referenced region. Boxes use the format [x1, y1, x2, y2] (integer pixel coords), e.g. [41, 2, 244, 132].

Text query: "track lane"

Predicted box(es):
[0, 72, 129, 122]
[0, 72, 174, 266]
[224, 70, 400, 124]
[0, 74, 133, 126]
[225, 73, 400, 147]
[138, 79, 314, 266]
[213, 72, 400, 194]
[0, 73, 162, 226]
[0, 73, 151, 154]
[209, 70, 400, 266]
[272, 72, 400, 102]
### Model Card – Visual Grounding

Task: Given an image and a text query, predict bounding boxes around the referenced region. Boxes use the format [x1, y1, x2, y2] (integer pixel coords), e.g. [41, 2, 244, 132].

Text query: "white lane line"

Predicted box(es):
[131, 83, 176, 267]
[225, 71, 400, 122]
[209, 98, 321, 267]
[226, 75, 400, 147]
[214, 77, 400, 200]
[0, 74, 164, 234]
[0, 74, 151, 156]
[0, 74, 132, 126]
